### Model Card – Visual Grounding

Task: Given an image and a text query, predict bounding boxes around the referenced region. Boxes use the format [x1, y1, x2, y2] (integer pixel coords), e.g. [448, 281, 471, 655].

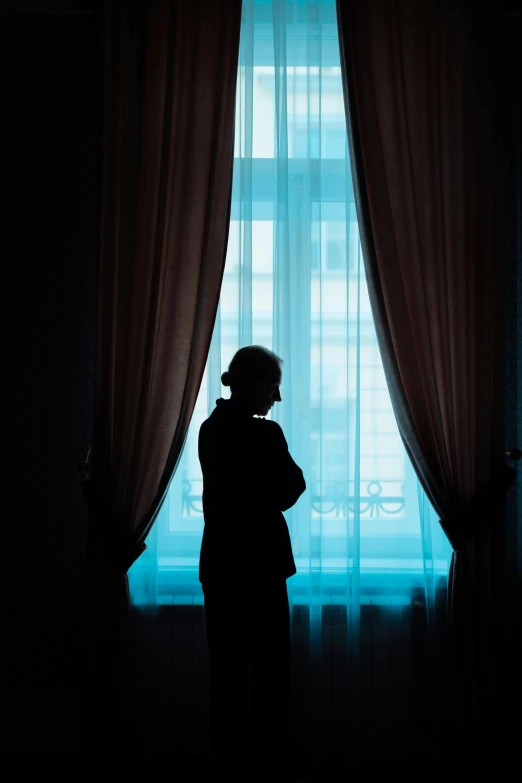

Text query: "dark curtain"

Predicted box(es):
[82, 0, 241, 752]
[336, 0, 515, 761]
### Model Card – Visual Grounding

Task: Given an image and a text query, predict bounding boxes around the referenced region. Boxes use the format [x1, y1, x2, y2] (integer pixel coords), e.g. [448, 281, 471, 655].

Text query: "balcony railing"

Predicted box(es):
[181, 479, 405, 519]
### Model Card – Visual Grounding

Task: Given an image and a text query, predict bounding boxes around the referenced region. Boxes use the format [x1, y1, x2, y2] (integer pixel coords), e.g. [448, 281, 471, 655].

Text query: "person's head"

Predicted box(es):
[221, 345, 283, 416]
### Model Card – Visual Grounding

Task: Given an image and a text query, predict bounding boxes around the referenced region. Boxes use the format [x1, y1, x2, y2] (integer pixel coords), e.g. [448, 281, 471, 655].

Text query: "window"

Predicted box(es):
[128, 0, 451, 605]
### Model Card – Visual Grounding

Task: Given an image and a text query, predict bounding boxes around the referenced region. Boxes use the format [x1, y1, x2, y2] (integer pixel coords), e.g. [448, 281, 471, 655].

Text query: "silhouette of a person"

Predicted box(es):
[198, 345, 306, 777]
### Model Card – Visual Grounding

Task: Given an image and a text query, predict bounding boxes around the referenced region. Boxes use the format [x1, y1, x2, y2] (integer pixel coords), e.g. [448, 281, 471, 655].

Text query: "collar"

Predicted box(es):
[216, 397, 257, 418]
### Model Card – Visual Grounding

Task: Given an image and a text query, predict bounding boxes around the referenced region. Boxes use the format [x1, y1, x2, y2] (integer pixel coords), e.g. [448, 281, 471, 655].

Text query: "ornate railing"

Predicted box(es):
[182, 480, 204, 516]
[181, 479, 405, 518]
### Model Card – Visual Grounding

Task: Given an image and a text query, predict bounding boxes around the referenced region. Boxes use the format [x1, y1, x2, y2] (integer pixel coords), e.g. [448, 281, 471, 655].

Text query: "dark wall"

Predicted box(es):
[1, 3, 98, 745]
[505, 7, 522, 581]
[503, 5, 522, 753]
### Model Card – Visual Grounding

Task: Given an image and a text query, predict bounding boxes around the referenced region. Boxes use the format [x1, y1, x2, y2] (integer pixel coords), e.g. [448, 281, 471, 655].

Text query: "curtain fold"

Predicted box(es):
[83, 0, 241, 748]
[336, 0, 514, 759]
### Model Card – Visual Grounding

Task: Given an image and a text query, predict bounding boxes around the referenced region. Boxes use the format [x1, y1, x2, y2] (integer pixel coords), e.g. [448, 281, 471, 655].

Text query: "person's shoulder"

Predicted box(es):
[261, 418, 282, 432]
[202, 400, 227, 425]
[199, 406, 220, 437]
[198, 417, 211, 445]
[199, 412, 214, 432]
[259, 418, 286, 441]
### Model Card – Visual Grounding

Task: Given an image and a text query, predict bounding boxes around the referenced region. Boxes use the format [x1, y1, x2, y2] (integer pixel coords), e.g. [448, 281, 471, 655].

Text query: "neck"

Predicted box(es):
[228, 394, 257, 416]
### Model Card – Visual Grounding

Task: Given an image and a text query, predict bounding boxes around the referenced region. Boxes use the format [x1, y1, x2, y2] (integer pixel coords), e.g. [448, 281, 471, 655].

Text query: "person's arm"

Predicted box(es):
[266, 421, 306, 511]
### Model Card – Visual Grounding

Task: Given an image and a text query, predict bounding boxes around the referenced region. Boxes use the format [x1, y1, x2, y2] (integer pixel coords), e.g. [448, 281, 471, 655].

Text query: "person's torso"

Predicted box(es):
[198, 399, 296, 584]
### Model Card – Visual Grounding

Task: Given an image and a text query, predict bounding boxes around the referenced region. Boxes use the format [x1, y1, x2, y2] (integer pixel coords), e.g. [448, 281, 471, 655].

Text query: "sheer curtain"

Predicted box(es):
[128, 0, 451, 650]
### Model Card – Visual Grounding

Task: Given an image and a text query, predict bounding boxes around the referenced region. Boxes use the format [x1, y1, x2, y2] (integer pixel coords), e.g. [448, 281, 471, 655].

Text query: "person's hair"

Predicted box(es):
[221, 345, 282, 391]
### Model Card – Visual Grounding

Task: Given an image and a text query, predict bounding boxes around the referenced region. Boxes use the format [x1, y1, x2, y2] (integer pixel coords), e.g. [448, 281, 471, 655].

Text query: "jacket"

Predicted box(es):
[198, 397, 306, 584]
